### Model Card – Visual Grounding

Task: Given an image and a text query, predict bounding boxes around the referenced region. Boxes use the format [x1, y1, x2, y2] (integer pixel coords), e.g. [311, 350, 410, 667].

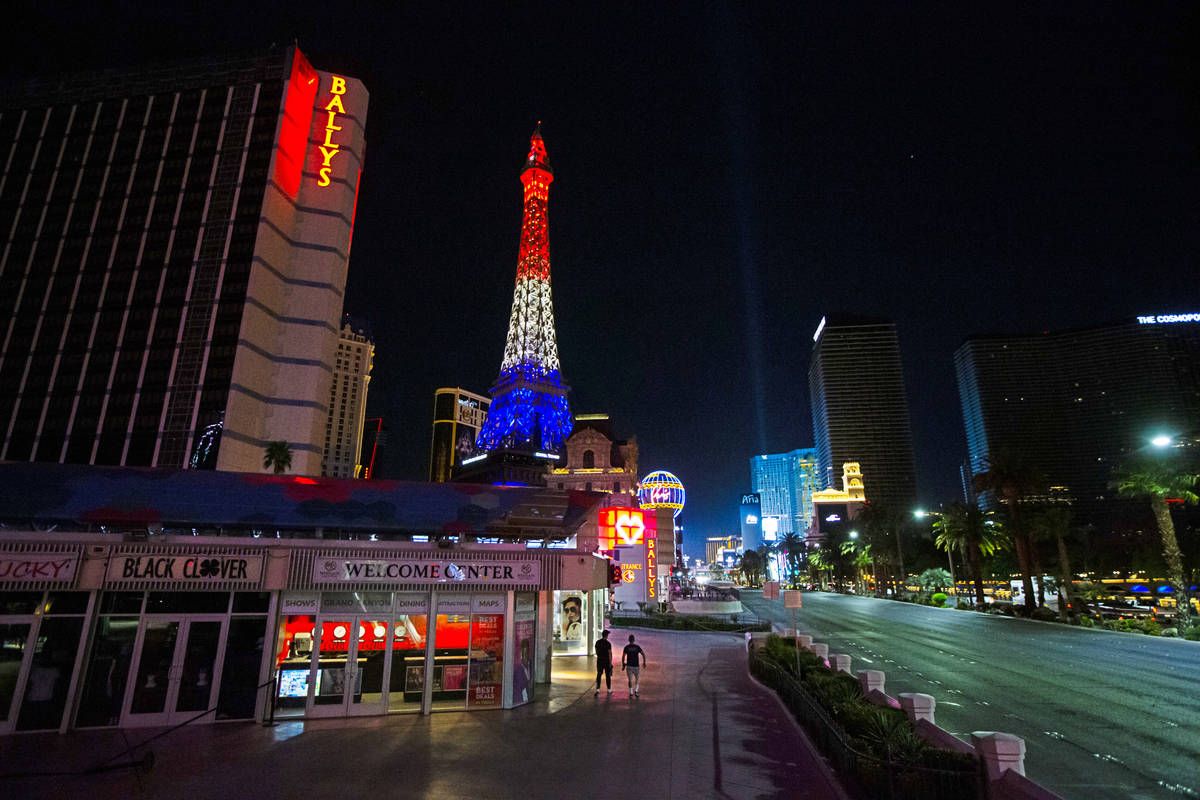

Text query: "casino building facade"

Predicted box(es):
[0, 464, 613, 734]
[0, 45, 365, 477]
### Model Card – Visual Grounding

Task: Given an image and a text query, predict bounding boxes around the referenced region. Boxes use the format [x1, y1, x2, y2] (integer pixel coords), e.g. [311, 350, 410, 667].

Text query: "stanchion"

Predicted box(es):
[261, 676, 277, 728]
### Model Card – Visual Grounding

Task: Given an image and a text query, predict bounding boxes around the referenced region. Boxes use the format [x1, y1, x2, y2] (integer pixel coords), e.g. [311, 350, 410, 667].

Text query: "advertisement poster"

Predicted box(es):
[512, 618, 534, 705]
[559, 594, 583, 642]
[468, 613, 504, 707]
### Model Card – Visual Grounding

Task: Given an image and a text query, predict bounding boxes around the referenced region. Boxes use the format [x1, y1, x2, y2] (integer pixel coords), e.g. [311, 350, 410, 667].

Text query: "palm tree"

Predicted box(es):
[974, 451, 1045, 614]
[1029, 506, 1079, 622]
[740, 549, 764, 587]
[933, 503, 1005, 608]
[857, 502, 908, 596]
[263, 440, 293, 474]
[773, 531, 805, 588]
[1111, 454, 1199, 628]
[839, 540, 873, 595]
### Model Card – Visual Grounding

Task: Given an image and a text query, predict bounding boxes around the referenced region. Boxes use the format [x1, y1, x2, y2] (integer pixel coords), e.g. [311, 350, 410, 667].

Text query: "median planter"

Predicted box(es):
[611, 613, 769, 633]
[749, 635, 984, 799]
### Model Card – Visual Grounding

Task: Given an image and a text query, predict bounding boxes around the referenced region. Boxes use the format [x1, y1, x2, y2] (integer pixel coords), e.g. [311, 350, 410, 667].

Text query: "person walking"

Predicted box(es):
[594, 630, 613, 696]
[621, 634, 646, 697]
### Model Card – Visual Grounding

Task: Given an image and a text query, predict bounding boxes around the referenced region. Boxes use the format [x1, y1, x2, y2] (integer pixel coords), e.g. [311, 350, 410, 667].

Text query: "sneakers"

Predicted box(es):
[607, 689, 612, 695]
[594, 690, 599, 696]
[634, 691, 640, 697]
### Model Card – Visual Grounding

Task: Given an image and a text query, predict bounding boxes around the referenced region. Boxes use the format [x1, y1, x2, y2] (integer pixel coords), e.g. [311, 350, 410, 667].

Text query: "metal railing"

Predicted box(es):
[749, 649, 987, 800]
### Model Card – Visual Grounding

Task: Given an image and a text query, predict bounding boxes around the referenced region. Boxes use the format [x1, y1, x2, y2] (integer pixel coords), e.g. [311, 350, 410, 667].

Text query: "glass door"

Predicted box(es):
[124, 617, 227, 727]
[307, 617, 391, 717]
[307, 618, 353, 716]
[348, 619, 389, 716]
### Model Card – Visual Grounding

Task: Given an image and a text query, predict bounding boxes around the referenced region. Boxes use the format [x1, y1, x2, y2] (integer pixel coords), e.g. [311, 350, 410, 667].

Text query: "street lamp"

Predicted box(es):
[1151, 435, 1172, 448]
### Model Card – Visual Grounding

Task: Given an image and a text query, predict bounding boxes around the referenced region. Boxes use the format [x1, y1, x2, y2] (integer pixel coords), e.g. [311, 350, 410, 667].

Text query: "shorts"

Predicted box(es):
[626, 666, 640, 679]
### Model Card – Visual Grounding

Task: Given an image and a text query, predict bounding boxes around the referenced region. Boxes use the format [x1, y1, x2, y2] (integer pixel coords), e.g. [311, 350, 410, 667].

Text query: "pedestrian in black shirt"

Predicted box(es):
[594, 630, 613, 696]
[622, 634, 646, 697]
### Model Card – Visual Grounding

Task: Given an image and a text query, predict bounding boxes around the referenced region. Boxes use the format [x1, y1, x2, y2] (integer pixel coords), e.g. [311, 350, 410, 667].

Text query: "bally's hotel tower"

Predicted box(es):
[0, 46, 367, 475]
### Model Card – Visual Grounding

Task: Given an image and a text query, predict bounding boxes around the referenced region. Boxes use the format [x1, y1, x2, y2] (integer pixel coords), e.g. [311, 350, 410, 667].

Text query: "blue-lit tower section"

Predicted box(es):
[476, 127, 572, 453]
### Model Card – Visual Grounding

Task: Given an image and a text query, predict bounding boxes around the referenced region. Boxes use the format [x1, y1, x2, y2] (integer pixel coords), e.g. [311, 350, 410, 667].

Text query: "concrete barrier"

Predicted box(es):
[898, 692, 936, 724]
[830, 653, 852, 674]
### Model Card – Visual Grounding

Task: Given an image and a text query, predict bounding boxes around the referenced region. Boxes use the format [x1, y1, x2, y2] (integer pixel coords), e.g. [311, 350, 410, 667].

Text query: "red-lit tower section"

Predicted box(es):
[476, 127, 571, 453]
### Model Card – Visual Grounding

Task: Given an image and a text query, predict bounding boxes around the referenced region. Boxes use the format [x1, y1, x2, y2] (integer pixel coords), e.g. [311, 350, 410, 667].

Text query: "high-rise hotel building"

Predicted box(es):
[323, 322, 374, 478]
[0, 46, 367, 476]
[809, 316, 917, 509]
[750, 447, 819, 537]
[429, 387, 490, 482]
[955, 316, 1200, 518]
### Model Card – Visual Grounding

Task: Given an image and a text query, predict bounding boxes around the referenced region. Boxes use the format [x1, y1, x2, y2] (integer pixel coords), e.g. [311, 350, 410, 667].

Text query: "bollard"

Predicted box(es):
[970, 732, 1026, 780]
[857, 669, 886, 695]
[899, 692, 936, 725]
[830, 653, 852, 675]
[811, 643, 828, 660]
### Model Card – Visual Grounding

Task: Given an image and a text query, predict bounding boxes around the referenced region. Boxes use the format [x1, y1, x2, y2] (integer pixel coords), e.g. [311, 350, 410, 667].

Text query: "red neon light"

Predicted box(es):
[292, 477, 318, 485]
[274, 50, 318, 199]
[599, 506, 657, 550]
[516, 126, 553, 283]
[364, 417, 382, 479]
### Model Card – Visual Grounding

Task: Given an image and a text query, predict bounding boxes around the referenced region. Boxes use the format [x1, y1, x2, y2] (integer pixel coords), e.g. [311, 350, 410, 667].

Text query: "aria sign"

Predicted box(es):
[313, 558, 541, 586]
[317, 76, 349, 187]
[1137, 313, 1200, 325]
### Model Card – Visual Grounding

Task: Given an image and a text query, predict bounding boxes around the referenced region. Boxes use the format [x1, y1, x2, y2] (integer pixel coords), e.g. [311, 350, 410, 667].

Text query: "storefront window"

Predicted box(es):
[16, 617, 84, 731]
[553, 591, 587, 655]
[216, 617, 267, 719]
[511, 593, 536, 706]
[0, 623, 30, 722]
[431, 596, 470, 711]
[76, 616, 138, 727]
[387, 612, 427, 713]
[274, 614, 314, 718]
[468, 597, 504, 708]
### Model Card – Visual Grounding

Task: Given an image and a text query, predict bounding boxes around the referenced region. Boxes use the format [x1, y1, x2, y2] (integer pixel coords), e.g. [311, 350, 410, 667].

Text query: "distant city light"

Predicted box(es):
[812, 316, 827, 342]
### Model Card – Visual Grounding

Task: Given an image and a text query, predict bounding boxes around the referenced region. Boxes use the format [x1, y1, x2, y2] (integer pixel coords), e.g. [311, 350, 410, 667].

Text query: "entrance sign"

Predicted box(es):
[107, 553, 263, 585]
[0, 553, 78, 584]
[313, 558, 540, 585]
[783, 590, 803, 609]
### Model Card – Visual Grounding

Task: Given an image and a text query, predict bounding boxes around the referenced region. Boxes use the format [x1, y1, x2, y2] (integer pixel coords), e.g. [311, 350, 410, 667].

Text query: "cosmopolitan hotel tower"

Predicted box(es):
[0, 45, 367, 476]
[956, 315, 1200, 521]
[809, 316, 917, 510]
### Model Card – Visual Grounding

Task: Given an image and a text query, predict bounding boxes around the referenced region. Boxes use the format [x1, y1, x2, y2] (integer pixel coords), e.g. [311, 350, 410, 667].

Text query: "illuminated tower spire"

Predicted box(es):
[476, 126, 572, 453]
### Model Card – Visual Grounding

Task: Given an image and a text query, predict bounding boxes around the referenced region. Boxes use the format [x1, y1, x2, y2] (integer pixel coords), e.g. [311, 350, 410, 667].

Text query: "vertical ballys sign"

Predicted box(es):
[317, 76, 348, 187]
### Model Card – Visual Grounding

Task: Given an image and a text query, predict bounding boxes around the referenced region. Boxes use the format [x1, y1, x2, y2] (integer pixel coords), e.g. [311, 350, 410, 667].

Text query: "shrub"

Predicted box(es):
[931, 593, 948, 608]
[1183, 626, 1200, 642]
[1141, 620, 1162, 636]
[1079, 616, 1095, 628]
[1031, 607, 1058, 622]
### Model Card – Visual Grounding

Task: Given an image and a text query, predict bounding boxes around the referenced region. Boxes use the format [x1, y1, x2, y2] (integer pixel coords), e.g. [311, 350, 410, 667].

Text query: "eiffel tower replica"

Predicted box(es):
[462, 126, 572, 486]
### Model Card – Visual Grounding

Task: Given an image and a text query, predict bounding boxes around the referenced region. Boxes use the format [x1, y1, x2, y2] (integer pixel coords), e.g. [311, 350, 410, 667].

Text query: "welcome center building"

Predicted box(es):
[0, 463, 617, 734]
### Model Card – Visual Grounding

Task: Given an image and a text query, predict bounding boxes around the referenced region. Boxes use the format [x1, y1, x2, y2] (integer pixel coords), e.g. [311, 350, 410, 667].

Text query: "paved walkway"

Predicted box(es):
[0, 629, 847, 799]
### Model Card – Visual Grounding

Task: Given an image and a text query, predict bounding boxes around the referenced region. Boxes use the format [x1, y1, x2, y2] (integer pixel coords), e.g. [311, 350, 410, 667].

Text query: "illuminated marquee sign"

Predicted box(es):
[1137, 313, 1200, 325]
[317, 76, 348, 187]
[646, 537, 657, 600]
[599, 506, 656, 551]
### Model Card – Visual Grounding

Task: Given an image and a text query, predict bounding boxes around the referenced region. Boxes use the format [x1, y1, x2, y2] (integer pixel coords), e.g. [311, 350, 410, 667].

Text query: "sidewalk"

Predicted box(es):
[0, 629, 848, 799]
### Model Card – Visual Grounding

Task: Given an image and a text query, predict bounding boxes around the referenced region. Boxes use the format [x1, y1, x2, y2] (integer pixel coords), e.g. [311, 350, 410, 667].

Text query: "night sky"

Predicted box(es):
[6, 3, 1197, 554]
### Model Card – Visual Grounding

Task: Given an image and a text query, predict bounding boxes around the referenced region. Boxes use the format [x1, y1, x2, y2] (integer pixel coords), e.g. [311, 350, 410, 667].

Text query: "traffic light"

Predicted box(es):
[609, 561, 622, 585]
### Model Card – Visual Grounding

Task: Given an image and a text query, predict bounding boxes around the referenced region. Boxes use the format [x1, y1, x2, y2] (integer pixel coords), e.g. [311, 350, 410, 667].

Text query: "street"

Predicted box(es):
[741, 589, 1200, 800]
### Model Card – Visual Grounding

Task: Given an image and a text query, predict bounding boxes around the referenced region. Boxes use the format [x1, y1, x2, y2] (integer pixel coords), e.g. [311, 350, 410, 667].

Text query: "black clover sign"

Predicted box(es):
[198, 558, 221, 577]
